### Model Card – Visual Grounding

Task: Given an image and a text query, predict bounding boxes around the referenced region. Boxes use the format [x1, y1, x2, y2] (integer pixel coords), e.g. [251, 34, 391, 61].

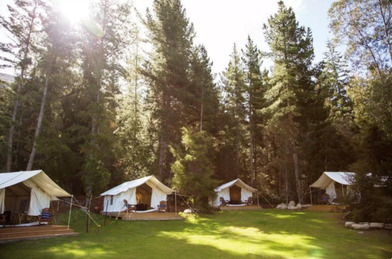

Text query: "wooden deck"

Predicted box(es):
[0, 225, 78, 243]
[102, 211, 184, 221]
[303, 205, 348, 212]
[220, 205, 262, 211]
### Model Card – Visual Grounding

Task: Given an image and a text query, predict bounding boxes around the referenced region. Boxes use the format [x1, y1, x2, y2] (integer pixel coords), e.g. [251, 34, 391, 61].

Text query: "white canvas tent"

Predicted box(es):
[310, 172, 355, 202]
[100, 175, 173, 213]
[0, 170, 71, 216]
[213, 179, 257, 206]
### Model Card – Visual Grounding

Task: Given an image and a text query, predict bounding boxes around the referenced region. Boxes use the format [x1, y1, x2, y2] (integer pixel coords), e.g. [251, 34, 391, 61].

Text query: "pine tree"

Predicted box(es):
[26, 3, 75, 170]
[242, 36, 267, 186]
[221, 44, 247, 178]
[171, 127, 218, 212]
[0, 0, 43, 171]
[114, 38, 154, 181]
[263, 1, 316, 203]
[76, 0, 133, 201]
[0, 79, 14, 170]
[316, 41, 355, 172]
[142, 0, 195, 181]
[188, 45, 219, 133]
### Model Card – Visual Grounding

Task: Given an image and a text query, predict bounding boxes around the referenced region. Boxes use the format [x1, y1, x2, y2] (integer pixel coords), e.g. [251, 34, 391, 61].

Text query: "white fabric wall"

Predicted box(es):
[0, 188, 5, 214]
[103, 188, 136, 213]
[326, 181, 337, 201]
[241, 188, 253, 202]
[150, 185, 167, 209]
[213, 188, 230, 206]
[24, 179, 51, 216]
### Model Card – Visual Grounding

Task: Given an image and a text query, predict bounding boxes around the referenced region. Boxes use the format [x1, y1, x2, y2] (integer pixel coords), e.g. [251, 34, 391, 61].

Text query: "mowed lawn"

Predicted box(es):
[1, 209, 391, 259]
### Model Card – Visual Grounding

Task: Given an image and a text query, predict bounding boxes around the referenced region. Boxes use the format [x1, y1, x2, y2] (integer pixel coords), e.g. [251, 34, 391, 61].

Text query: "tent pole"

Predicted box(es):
[104, 199, 109, 226]
[67, 195, 73, 230]
[175, 189, 177, 214]
[257, 190, 260, 207]
[310, 188, 313, 205]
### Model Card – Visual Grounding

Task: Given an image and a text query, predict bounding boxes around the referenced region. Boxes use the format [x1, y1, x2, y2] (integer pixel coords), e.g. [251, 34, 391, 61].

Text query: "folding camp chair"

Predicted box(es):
[220, 197, 228, 206]
[39, 208, 52, 225]
[158, 201, 167, 212]
[246, 197, 253, 205]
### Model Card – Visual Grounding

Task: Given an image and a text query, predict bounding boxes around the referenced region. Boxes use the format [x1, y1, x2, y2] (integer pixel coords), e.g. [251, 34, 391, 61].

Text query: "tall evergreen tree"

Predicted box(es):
[263, 1, 317, 203]
[171, 127, 218, 212]
[316, 41, 355, 172]
[26, 3, 75, 170]
[75, 0, 133, 201]
[188, 45, 219, 134]
[0, 0, 43, 171]
[242, 36, 267, 186]
[114, 38, 154, 182]
[221, 44, 247, 179]
[142, 0, 195, 181]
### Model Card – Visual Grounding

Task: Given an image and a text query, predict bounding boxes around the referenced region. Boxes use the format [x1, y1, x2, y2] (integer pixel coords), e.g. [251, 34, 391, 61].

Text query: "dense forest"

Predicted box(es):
[0, 0, 391, 215]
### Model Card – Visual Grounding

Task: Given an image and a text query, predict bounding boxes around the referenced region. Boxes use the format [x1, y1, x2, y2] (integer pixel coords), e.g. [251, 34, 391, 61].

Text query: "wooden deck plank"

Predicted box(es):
[0, 225, 78, 243]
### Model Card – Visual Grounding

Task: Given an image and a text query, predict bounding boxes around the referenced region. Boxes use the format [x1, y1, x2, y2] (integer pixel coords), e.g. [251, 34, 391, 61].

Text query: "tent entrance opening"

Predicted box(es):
[229, 185, 241, 204]
[136, 183, 152, 210]
[3, 182, 31, 224]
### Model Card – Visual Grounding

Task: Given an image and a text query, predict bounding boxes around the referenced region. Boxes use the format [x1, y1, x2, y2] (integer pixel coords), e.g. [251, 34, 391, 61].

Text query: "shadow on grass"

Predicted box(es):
[1, 209, 391, 258]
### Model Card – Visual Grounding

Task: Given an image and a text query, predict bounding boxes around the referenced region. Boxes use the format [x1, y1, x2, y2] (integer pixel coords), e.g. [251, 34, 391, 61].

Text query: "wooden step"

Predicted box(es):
[0, 232, 78, 243]
[0, 225, 68, 234]
[0, 228, 75, 239]
[0, 225, 78, 243]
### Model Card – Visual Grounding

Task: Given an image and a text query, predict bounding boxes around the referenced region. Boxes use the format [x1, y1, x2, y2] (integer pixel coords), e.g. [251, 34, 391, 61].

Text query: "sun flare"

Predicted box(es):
[55, 0, 91, 24]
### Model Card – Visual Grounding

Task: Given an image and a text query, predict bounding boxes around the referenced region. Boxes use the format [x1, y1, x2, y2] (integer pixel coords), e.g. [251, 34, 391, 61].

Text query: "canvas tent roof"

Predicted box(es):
[0, 170, 71, 197]
[0, 170, 71, 216]
[214, 178, 257, 193]
[100, 175, 173, 196]
[310, 172, 355, 189]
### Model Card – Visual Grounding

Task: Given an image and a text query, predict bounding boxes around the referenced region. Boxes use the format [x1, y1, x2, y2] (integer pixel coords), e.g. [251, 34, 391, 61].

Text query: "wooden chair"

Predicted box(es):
[123, 199, 136, 212]
[39, 208, 52, 225]
[158, 200, 167, 212]
[220, 197, 228, 206]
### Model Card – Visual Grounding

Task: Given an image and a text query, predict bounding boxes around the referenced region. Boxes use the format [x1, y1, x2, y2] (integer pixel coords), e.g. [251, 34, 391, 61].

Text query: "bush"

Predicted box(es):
[346, 171, 392, 222]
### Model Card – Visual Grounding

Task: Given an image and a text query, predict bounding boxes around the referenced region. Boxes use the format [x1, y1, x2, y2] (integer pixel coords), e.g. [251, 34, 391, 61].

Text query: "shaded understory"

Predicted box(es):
[1, 209, 391, 258]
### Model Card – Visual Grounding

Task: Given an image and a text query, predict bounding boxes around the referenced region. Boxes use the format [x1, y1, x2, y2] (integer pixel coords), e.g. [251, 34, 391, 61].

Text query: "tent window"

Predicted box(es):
[110, 196, 113, 205]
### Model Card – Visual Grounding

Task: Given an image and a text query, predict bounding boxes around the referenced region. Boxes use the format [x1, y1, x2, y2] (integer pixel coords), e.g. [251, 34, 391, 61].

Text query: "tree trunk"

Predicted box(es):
[6, 80, 22, 172]
[236, 122, 240, 176]
[200, 83, 204, 132]
[158, 135, 167, 180]
[284, 166, 289, 205]
[85, 186, 92, 233]
[249, 87, 255, 186]
[292, 151, 302, 203]
[26, 75, 50, 170]
[250, 130, 255, 185]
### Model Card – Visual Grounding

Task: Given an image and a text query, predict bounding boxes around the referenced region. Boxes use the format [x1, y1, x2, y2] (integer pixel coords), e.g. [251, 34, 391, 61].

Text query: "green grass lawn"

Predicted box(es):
[1, 209, 391, 258]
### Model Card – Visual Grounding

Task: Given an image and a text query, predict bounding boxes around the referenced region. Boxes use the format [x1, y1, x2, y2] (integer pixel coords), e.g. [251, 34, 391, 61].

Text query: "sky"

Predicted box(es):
[133, 0, 335, 75]
[0, 0, 336, 76]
